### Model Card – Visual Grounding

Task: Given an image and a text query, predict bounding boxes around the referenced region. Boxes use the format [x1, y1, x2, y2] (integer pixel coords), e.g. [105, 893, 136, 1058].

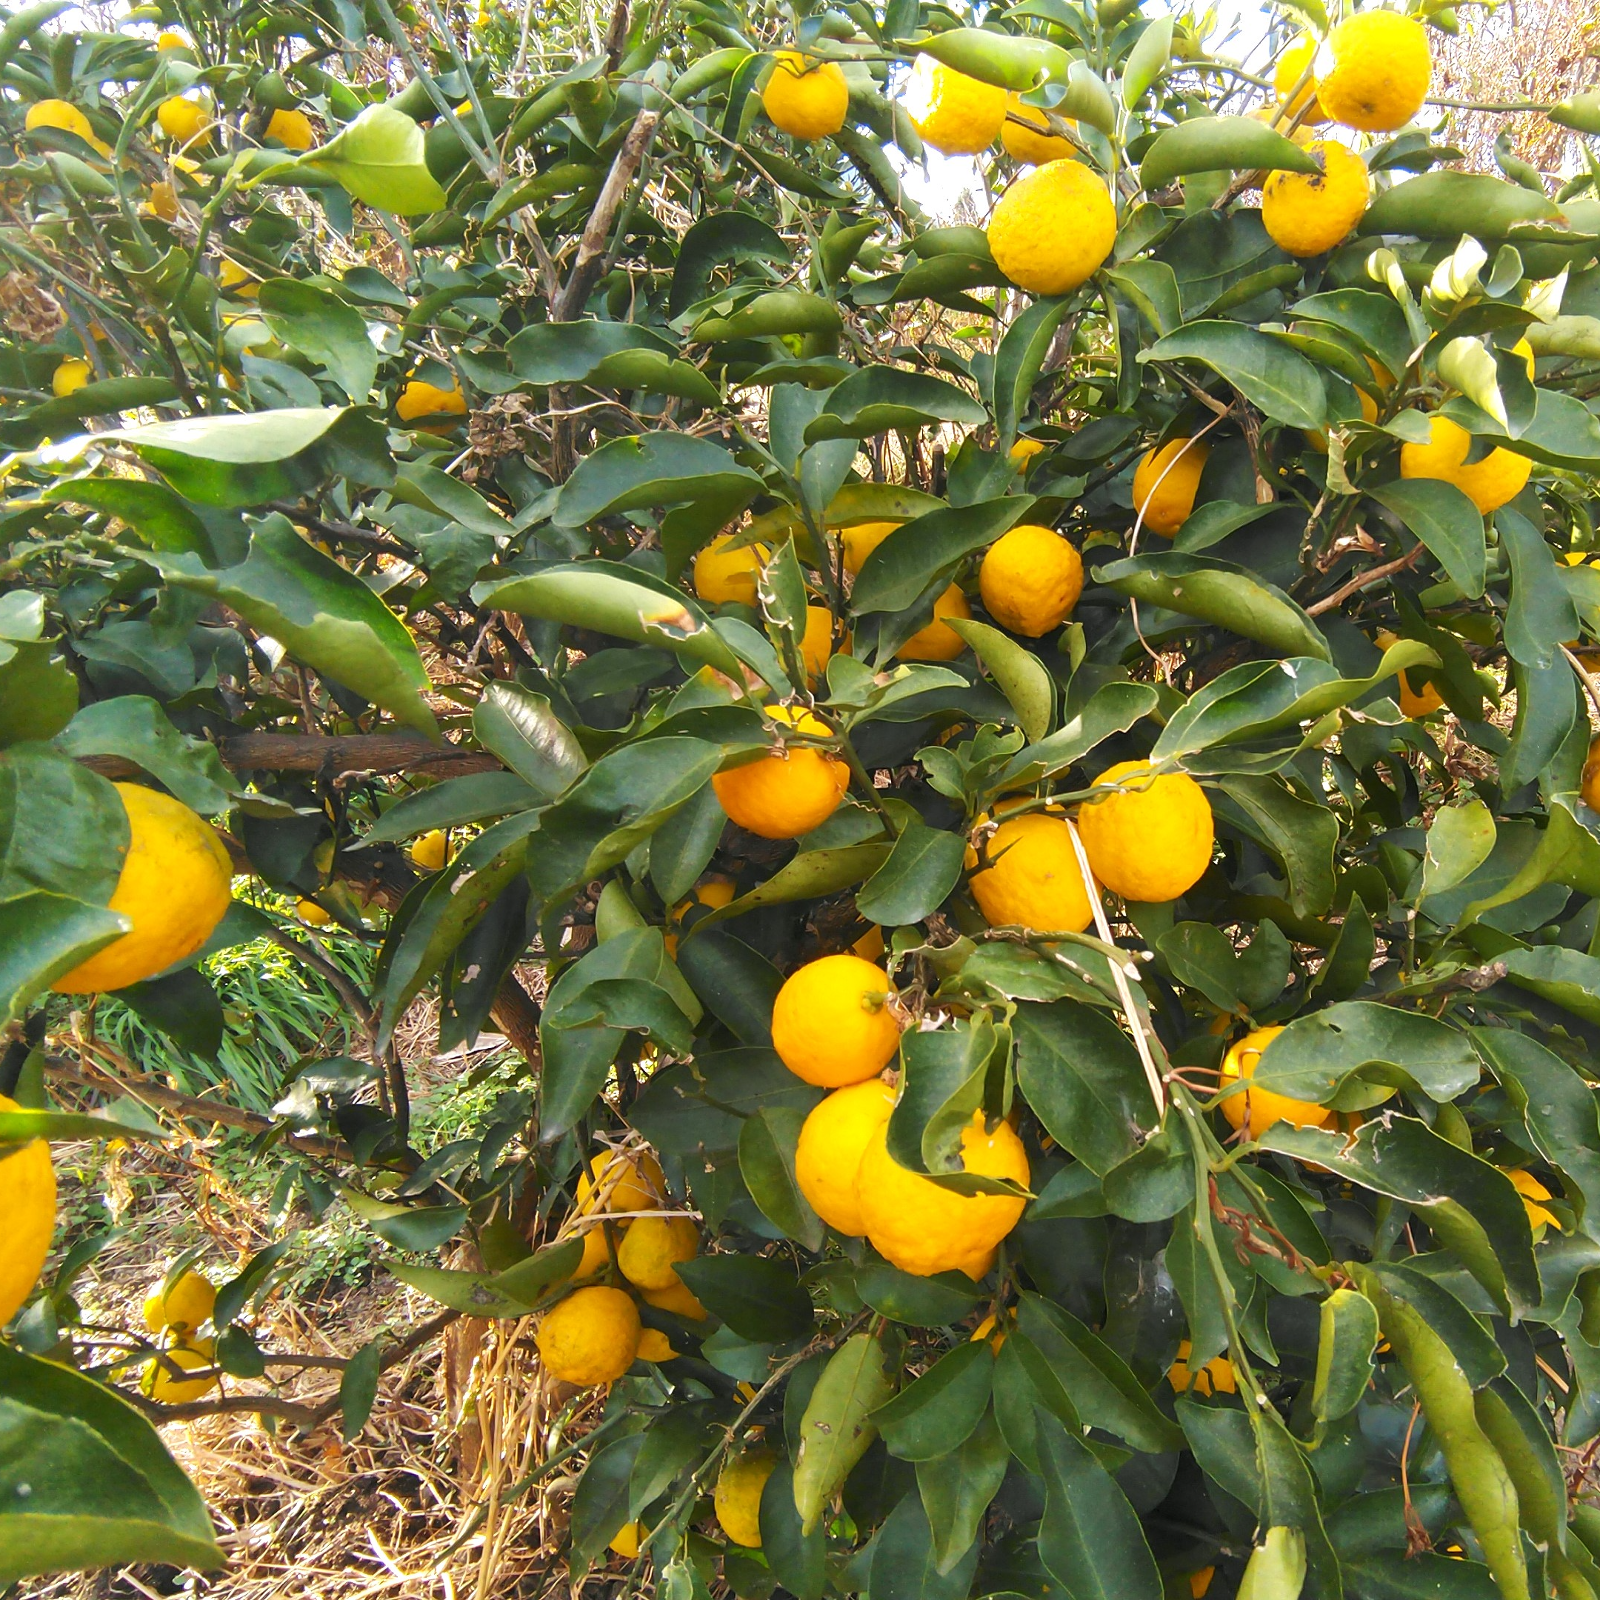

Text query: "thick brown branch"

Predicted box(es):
[490, 971, 543, 1065]
[78, 732, 503, 782]
[552, 110, 660, 322]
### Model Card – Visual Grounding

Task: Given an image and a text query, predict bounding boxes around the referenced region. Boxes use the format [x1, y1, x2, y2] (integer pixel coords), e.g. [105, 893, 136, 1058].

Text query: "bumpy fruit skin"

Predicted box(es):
[799, 605, 834, 682]
[52, 358, 91, 397]
[1262, 141, 1370, 257]
[1400, 415, 1532, 514]
[839, 520, 899, 574]
[409, 829, 448, 871]
[617, 1214, 698, 1291]
[715, 1452, 777, 1548]
[1273, 36, 1324, 123]
[771, 954, 900, 1087]
[25, 99, 110, 153]
[143, 1268, 216, 1334]
[795, 1077, 896, 1235]
[642, 1276, 708, 1320]
[1132, 438, 1208, 535]
[902, 54, 1006, 155]
[980, 524, 1084, 637]
[144, 1340, 218, 1402]
[693, 532, 768, 605]
[856, 1112, 1029, 1277]
[1317, 11, 1431, 133]
[1078, 761, 1214, 904]
[266, 108, 316, 150]
[987, 159, 1116, 296]
[712, 705, 849, 839]
[1168, 1339, 1238, 1397]
[761, 52, 849, 140]
[1218, 1025, 1331, 1139]
[0, 1093, 54, 1328]
[968, 812, 1095, 934]
[54, 783, 233, 994]
[1001, 93, 1075, 164]
[536, 1285, 641, 1385]
[1583, 736, 1600, 813]
[896, 583, 970, 661]
[157, 95, 211, 145]
[577, 1148, 665, 1215]
[396, 378, 467, 423]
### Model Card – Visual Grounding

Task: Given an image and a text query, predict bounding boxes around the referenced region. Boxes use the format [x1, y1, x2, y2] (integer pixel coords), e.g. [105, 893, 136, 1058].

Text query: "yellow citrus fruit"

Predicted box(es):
[54, 784, 233, 994]
[1132, 438, 1209, 535]
[897, 583, 970, 661]
[1510, 337, 1535, 381]
[970, 1312, 1008, 1349]
[1317, 11, 1431, 133]
[762, 52, 849, 140]
[0, 1093, 55, 1328]
[712, 705, 849, 839]
[143, 1267, 216, 1334]
[25, 99, 108, 153]
[409, 829, 448, 871]
[1262, 141, 1370, 258]
[635, 1327, 678, 1362]
[795, 1077, 896, 1236]
[218, 258, 259, 298]
[979, 524, 1084, 637]
[157, 28, 191, 49]
[642, 1276, 708, 1320]
[157, 95, 211, 145]
[295, 898, 331, 925]
[266, 107, 316, 150]
[572, 1223, 617, 1279]
[1583, 736, 1600, 812]
[1375, 628, 1444, 717]
[536, 1285, 641, 1385]
[1010, 437, 1046, 469]
[617, 1214, 698, 1291]
[694, 532, 769, 605]
[1505, 1169, 1559, 1233]
[987, 159, 1117, 296]
[852, 924, 885, 960]
[396, 378, 467, 423]
[1273, 36, 1325, 123]
[903, 53, 1006, 155]
[1400, 415, 1532, 514]
[145, 1339, 218, 1402]
[772, 954, 900, 1087]
[800, 605, 834, 682]
[857, 1111, 1029, 1277]
[968, 812, 1095, 933]
[1077, 761, 1214, 904]
[1002, 93, 1074, 164]
[1253, 104, 1317, 147]
[1218, 1025, 1331, 1139]
[1167, 1338, 1238, 1397]
[610, 1521, 644, 1558]
[577, 1148, 665, 1214]
[715, 1451, 776, 1547]
[838, 520, 900, 574]
[147, 180, 180, 220]
[52, 357, 91, 397]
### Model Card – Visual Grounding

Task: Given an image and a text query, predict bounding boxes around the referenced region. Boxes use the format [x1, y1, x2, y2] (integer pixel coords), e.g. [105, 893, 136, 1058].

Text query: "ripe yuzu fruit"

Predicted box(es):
[761, 52, 849, 140]
[0, 1093, 54, 1328]
[987, 159, 1116, 296]
[1262, 141, 1370, 257]
[967, 812, 1095, 933]
[902, 53, 1006, 155]
[896, 584, 970, 661]
[536, 1284, 641, 1385]
[979, 524, 1083, 637]
[1400, 416, 1532, 514]
[772, 954, 900, 1086]
[715, 1452, 776, 1547]
[1317, 11, 1431, 133]
[1132, 438, 1208, 535]
[1077, 761, 1214, 904]
[711, 706, 849, 839]
[794, 1077, 896, 1235]
[1217, 1025, 1331, 1139]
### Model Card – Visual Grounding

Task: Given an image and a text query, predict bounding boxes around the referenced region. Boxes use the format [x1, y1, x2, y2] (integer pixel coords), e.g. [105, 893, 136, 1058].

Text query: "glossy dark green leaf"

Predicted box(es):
[805, 368, 986, 443]
[760, 1458, 826, 1600]
[674, 928, 782, 1046]
[552, 432, 764, 535]
[868, 1488, 982, 1600]
[1142, 322, 1326, 428]
[1500, 507, 1579, 670]
[946, 617, 1053, 741]
[690, 844, 892, 937]
[1139, 114, 1321, 188]
[1362, 170, 1563, 238]
[675, 1254, 813, 1343]
[258, 278, 378, 401]
[851, 498, 1032, 615]
[1215, 774, 1338, 916]
[739, 1106, 825, 1250]
[994, 296, 1070, 446]
[361, 772, 543, 846]
[853, 1261, 985, 1326]
[0, 893, 126, 1024]
[872, 1341, 993, 1461]
[997, 680, 1160, 787]
[916, 1407, 1009, 1576]
[1369, 479, 1487, 600]
[1035, 1416, 1163, 1600]
[856, 819, 965, 926]
[471, 683, 587, 799]
[55, 697, 231, 815]
[1366, 1263, 1505, 1389]
[117, 968, 223, 1058]
[570, 1432, 646, 1560]
[670, 211, 788, 315]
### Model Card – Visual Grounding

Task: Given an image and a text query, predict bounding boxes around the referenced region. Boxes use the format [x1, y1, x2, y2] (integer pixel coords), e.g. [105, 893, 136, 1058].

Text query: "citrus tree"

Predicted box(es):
[4, 0, 1600, 1593]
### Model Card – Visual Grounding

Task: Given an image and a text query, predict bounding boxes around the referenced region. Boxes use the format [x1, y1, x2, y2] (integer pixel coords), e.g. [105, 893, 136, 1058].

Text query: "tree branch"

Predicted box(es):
[1304, 543, 1425, 617]
[77, 732, 503, 782]
[551, 110, 660, 322]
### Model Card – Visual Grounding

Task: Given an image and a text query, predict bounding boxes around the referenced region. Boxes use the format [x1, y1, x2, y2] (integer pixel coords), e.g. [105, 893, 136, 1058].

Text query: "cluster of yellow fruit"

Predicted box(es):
[141, 1267, 220, 1401]
[534, 1148, 705, 1387]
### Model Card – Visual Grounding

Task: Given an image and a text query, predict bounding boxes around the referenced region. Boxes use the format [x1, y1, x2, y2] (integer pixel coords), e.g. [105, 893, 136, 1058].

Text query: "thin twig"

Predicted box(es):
[1304, 542, 1426, 617]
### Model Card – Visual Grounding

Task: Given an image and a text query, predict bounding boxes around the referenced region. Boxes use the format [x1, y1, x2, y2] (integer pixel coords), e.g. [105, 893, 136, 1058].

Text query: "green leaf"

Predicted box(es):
[1420, 799, 1496, 901]
[1368, 480, 1487, 600]
[1142, 322, 1327, 428]
[492, 1238, 584, 1306]
[674, 929, 783, 1046]
[570, 1432, 644, 1561]
[1501, 508, 1578, 670]
[506, 319, 674, 381]
[0, 745, 126, 906]
[805, 369, 986, 445]
[553, 433, 764, 540]
[55, 697, 232, 815]
[855, 820, 965, 926]
[1362, 170, 1563, 239]
[946, 617, 1053, 741]
[118, 968, 223, 1059]
[340, 1187, 467, 1251]
[360, 772, 543, 845]
[148, 514, 436, 736]
[792, 1331, 897, 1534]
[738, 1106, 825, 1250]
[868, 1489, 982, 1600]
[851, 498, 1032, 615]
[117, 406, 347, 507]
[674, 1255, 813, 1343]
[0, 1108, 168, 1145]
[916, 1408, 1009, 1576]
[471, 684, 587, 799]
[1139, 115, 1322, 189]
[994, 296, 1071, 446]
[853, 1261, 984, 1326]
[257, 278, 379, 402]
[1249, 999, 1481, 1106]
[1291, 288, 1413, 378]
[760, 1459, 826, 1600]
[1121, 14, 1173, 106]
[383, 1261, 539, 1318]
[41, 477, 212, 559]
[1014, 999, 1154, 1175]
[1214, 774, 1338, 915]
[293, 103, 447, 215]
[1265, 1118, 1539, 1316]
[0, 893, 126, 1023]
[1364, 1263, 1505, 1390]
[872, 1341, 992, 1461]
[1312, 1287, 1380, 1429]
[688, 844, 892, 937]
[1093, 554, 1331, 661]
[669, 211, 789, 316]
[997, 681, 1160, 788]
[1035, 1416, 1162, 1600]
[889, 1021, 1020, 1190]
[0, 1344, 223, 1584]
[1498, 945, 1600, 1026]
[693, 289, 842, 342]
[1238, 1526, 1306, 1600]
[1155, 921, 1242, 1012]
[0, 635, 76, 747]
